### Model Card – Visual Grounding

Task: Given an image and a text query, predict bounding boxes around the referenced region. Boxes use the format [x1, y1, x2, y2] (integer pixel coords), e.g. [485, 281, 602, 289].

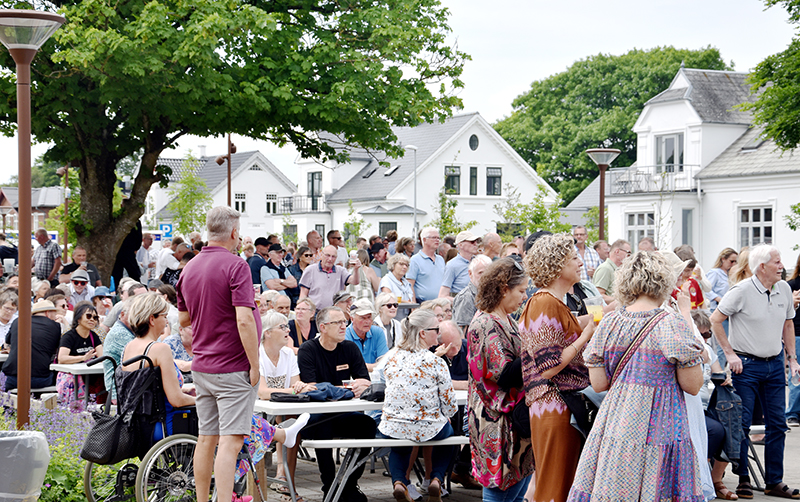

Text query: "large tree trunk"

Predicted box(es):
[76, 148, 162, 285]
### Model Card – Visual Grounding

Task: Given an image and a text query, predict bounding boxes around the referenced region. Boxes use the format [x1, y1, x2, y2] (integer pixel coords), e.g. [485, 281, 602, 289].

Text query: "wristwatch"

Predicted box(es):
[788, 354, 797, 361]
[279, 279, 284, 285]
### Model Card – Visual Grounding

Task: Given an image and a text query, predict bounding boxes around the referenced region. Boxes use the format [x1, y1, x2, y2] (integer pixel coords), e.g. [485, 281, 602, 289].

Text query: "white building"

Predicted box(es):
[582, 66, 800, 269]
[285, 112, 556, 240]
[146, 150, 296, 238]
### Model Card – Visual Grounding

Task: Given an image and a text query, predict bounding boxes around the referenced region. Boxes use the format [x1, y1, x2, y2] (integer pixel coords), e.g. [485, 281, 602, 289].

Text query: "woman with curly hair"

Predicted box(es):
[518, 233, 595, 502]
[567, 251, 705, 501]
[467, 257, 534, 501]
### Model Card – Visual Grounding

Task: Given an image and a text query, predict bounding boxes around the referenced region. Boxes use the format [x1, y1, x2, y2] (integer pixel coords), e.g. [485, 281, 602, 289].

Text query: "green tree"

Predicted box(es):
[502, 184, 571, 235]
[740, 1, 800, 150]
[343, 200, 370, 248]
[4, 154, 62, 188]
[581, 206, 608, 243]
[165, 158, 213, 237]
[785, 202, 800, 250]
[494, 46, 731, 205]
[429, 187, 477, 236]
[0, 0, 468, 282]
[281, 214, 297, 245]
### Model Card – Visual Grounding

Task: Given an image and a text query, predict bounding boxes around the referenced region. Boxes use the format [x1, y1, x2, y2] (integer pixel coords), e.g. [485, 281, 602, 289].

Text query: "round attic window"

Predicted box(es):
[469, 134, 479, 151]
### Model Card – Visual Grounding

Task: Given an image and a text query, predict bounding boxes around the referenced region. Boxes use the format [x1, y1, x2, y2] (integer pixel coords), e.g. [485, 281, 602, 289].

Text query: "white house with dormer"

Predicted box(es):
[283, 112, 557, 240]
[579, 67, 800, 269]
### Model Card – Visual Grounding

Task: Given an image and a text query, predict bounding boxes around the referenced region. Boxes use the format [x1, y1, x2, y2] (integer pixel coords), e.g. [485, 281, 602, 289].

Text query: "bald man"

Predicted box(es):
[482, 232, 502, 261]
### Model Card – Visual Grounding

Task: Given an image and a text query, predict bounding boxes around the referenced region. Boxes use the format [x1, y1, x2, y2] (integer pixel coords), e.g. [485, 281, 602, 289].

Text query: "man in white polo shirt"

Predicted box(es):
[711, 244, 800, 498]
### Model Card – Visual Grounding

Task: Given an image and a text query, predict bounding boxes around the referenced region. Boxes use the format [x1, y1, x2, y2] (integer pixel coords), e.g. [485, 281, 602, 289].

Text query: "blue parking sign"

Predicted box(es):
[160, 223, 173, 238]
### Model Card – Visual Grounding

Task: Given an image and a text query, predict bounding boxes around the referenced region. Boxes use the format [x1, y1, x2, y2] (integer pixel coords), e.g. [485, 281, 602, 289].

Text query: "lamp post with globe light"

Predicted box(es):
[585, 148, 621, 242]
[0, 8, 65, 428]
[404, 145, 418, 238]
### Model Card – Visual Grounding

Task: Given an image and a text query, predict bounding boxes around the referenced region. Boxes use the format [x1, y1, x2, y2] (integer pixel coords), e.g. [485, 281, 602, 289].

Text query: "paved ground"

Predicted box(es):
[256, 426, 800, 502]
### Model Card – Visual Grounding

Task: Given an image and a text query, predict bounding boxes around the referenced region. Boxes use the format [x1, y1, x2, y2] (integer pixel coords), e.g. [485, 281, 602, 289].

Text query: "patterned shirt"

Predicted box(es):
[519, 291, 589, 409]
[379, 348, 457, 442]
[467, 311, 534, 490]
[575, 244, 602, 282]
[164, 334, 192, 362]
[33, 239, 61, 280]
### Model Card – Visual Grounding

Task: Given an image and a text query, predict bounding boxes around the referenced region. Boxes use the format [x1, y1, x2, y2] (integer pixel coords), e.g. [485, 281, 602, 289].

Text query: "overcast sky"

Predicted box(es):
[0, 0, 795, 186]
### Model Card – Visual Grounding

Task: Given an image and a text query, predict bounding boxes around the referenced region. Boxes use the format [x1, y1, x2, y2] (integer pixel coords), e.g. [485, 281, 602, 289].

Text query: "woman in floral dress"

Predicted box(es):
[467, 257, 534, 502]
[567, 251, 705, 501]
[379, 308, 457, 502]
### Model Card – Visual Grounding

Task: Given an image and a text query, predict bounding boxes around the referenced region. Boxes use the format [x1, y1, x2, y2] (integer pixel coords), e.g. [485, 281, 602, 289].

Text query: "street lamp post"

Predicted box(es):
[586, 148, 621, 242]
[0, 8, 65, 428]
[56, 165, 69, 262]
[404, 145, 418, 239]
[215, 134, 237, 207]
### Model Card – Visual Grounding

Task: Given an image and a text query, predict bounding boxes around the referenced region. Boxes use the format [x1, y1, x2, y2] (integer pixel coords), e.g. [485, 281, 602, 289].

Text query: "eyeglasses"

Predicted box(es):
[303, 253, 313, 258]
[424, 326, 440, 333]
[84, 313, 100, 321]
[153, 311, 168, 319]
[1, 305, 16, 313]
[332, 236, 342, 240]
[384, 303, 398, 309]
[73, 280, 87, 286]
[273, 323, 289, 331]
[323, 320, 348, 326]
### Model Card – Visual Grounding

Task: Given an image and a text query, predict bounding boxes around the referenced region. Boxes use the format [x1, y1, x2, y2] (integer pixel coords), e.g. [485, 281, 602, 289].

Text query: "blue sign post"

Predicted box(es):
[159, 224, 173, 239]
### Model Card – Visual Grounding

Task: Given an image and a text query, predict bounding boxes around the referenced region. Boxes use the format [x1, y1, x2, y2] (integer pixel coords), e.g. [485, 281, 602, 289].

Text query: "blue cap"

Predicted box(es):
[92, 286, 113, 298]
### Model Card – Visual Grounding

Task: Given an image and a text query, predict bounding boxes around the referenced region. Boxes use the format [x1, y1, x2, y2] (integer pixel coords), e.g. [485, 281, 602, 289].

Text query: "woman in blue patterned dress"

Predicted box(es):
[567, 251, 705, 501]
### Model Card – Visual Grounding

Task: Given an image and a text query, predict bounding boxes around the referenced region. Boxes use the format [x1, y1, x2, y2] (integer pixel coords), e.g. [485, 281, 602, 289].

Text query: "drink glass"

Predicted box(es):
[584, 296, 604, 323]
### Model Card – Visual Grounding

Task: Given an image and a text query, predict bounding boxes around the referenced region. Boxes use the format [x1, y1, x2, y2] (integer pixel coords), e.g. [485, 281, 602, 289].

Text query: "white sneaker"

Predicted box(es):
[407, 484, 423, 501]
[420, 479, 429, 495]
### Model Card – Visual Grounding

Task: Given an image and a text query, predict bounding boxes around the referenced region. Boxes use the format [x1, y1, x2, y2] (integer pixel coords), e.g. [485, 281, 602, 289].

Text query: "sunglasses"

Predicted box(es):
[303, 253, 313, 258]
[84, 313, 100, 321]
[384, 303, 398, 309]
[73, 280, 88, 286]
[424, 326, 440, 333]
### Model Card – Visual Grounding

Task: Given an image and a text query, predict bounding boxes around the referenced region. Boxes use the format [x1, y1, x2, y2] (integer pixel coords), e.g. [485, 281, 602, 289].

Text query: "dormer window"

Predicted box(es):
[656, 133, 684, 173]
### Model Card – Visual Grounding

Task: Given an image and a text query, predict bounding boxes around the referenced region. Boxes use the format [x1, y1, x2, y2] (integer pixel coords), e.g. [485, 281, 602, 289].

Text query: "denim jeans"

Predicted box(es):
[786, 338, 800, 421]
[381, 421, 455, 486]
[732, 352, 787, 484]
[482, 475, 530, 502]
[3, 374, 55, 391]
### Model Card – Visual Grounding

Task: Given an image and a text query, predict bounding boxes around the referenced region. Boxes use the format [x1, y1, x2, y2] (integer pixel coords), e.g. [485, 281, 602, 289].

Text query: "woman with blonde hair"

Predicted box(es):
[288, 297, 317, 355]
[567, 251, 705, 501]
[519, 233, 594, 502]
[379, 309, 457, 502]
[729, 247, 751, 286]
[707, 247, 738, 311]
[374, 292, 403, 349]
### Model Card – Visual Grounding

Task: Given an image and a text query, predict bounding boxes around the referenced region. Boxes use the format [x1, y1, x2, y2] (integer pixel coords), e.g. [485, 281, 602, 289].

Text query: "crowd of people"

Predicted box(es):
[3, 210, 800, 502]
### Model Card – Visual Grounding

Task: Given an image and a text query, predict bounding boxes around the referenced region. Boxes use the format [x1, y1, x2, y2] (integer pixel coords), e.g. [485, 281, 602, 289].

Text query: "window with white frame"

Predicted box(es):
[486, 167, 502, 196]
[265, 194, 277, 214]
[655, 133, 684, 173]
[234, 193, 247, 214]
[626, 212, 655, 250]
[739, 206, 773, 248]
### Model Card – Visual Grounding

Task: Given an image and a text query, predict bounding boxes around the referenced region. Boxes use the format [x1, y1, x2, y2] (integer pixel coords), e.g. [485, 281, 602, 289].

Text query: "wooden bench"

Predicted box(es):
[281, 436, 470, 502]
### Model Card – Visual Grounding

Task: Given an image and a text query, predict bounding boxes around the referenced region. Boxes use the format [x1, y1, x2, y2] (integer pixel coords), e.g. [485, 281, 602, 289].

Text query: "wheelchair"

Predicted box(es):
[82, 355, 265, 502]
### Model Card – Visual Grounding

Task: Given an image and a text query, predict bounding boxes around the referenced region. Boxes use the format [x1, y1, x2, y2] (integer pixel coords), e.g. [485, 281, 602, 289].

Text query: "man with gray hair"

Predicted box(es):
[711, 244, 800, 498]
[101, 298, 135, 400]
[407, 227, 445, 303]
[453, 254, 491, 331]
[177, 206, 261, 502]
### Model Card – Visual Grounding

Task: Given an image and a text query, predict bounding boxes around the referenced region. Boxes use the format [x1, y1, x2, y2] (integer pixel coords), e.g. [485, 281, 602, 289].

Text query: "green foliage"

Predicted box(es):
[581, 206, 608, 243]
[4, 155, 62, 188]
[0, 0, 468, 281]
[429, 188, 477, 236]
[494, 46, 731, 205]
[741, 0, 800, 151]
[281, 213, 297, 245]
[166, 157, 213, 237]
[343, 200, 370, 247]
[785, 202, 800, 250]
[45, 168, 82, 248]
[39, 442, 85, 502]
[494, 184, 570, 236]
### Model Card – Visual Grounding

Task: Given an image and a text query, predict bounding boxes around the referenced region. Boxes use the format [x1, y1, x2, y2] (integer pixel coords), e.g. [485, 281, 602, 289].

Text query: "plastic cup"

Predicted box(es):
[397, 296, 403, 304]
[587, 304, 603, 323]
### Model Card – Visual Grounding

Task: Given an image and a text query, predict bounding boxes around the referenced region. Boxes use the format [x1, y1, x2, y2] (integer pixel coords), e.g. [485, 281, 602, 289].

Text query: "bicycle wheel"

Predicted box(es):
[135, 434, 198, 502]
[84, 459, 140, 502]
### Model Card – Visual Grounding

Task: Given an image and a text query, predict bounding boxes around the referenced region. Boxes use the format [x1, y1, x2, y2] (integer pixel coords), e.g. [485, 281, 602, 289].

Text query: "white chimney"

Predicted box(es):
[199, 145, 206, 158]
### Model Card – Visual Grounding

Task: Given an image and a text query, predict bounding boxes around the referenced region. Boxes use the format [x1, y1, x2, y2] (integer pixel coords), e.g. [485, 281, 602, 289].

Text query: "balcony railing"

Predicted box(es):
[277, 195, 327, 213]
[608, 164, 701, 195]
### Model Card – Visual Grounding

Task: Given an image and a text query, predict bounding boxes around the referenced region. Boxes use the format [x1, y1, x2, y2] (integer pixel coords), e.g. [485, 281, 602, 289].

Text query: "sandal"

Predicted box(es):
[714, 481, 738, 500]
[736, 482, 754, 500]
[270, 476, 290, 495]
[765, 483, 800, 499]
[394, 481, 413, 502]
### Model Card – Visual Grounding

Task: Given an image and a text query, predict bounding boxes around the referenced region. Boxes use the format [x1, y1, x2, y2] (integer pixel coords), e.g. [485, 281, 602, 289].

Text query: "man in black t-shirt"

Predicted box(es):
[59, 246, 102, 287]
[2, 300, 61, 390]
[298, 306, 375, 502]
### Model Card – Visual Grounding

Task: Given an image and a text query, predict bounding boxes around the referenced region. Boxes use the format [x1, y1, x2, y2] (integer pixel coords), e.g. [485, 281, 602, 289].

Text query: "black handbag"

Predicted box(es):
[360, 383, 385, 402]
[80, 411, 137, 465]
[270, 392, 311, 402]
[552, 385, 598, 439]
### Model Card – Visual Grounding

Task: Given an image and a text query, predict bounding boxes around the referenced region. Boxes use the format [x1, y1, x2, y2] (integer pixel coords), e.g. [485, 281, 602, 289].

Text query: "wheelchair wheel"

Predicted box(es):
[135, 434, 198, 502]
[84, 459, 140, 502]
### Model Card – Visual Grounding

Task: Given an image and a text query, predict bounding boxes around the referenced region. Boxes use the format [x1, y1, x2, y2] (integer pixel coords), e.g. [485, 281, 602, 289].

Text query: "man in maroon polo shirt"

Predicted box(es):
[176, 206, 261, 502]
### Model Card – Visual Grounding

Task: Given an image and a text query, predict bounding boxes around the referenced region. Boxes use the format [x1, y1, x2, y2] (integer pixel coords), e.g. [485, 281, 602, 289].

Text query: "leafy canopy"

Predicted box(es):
[493, 184, 570, 237]
[494, 46, 731, 205]
[0, 0, 468, 279]
[741, 1, 800, 150]
[166, 157, 213, 238]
